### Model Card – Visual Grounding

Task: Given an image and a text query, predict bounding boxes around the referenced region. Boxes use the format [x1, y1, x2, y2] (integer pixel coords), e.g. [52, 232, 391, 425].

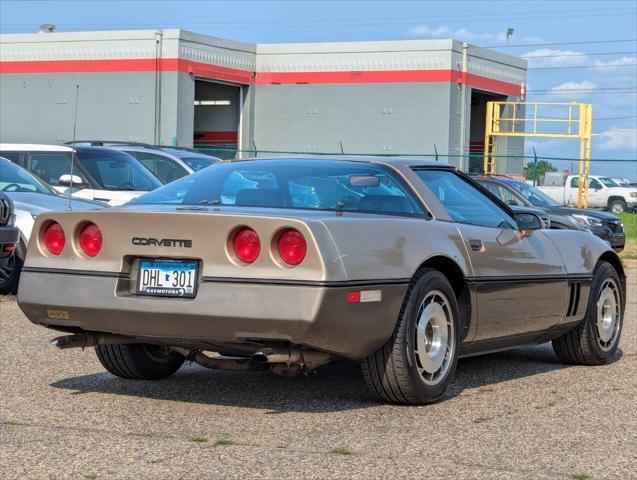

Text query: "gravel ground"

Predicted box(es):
[1, 268, 635, 479]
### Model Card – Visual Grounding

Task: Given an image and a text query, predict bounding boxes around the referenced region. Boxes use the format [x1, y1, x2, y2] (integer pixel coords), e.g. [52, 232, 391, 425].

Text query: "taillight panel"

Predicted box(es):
[230, 227, 261, 264]
[41, 221, 65, 256]
[77, 223, 103, 257]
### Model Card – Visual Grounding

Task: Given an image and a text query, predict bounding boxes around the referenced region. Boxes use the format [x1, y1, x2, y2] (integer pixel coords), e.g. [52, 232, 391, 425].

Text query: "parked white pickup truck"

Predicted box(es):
[537, 175, 637, 213]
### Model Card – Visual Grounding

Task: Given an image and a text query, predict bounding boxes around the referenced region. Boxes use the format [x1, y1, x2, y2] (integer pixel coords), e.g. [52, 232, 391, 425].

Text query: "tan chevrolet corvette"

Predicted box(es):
[17, 157, 626, 404]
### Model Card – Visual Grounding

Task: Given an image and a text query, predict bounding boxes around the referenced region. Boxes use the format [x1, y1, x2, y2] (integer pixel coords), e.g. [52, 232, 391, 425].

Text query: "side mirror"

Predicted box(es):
[58, 174, 86, 188]
[514, 212, 542, 233]
[506, 199, 520, 206]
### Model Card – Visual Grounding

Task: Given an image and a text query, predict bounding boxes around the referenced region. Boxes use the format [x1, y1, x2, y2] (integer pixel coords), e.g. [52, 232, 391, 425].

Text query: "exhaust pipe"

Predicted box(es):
[251, 348, 332, 370]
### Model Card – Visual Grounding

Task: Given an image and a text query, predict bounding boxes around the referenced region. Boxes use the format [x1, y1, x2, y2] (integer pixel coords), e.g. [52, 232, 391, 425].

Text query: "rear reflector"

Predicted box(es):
[233, 227, 260, 264]
[79, 223, 102, 257]
[347, 290, 382, 304]
[43, 222, 65, 255]
[2, 244, 15, 252]
[277, 229, 306, 266]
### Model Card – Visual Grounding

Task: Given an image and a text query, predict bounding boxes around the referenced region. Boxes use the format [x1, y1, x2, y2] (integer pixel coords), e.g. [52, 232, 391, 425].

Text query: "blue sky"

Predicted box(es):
[1, 0, 636, 177]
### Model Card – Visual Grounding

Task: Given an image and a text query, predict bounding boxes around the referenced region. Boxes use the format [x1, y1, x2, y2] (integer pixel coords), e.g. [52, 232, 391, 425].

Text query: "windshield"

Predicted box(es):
[130, 159, 427, 217]
[77, 150, 162, 191]
[0, 159, 57, 194]
[508, 181, 560, 207]
[599, 177, 620, 187]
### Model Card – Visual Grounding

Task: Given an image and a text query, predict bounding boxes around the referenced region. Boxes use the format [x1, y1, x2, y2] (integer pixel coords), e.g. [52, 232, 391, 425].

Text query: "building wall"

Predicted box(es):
[253, 83, 452, 155]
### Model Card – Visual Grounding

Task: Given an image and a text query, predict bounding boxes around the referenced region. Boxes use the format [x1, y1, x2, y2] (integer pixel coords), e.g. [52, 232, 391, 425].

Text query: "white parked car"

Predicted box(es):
[67, 142, 222, 184]
[0, 144, 162, 206]
[537, 174, 637, 214]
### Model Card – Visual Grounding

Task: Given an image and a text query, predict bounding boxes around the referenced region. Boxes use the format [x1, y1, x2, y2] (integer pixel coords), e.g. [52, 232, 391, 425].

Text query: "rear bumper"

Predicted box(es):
[17, 270, 408, 359]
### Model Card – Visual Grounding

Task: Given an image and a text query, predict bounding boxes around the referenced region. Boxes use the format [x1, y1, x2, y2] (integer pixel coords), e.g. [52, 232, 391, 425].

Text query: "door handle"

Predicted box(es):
[469, 239, 485, 252]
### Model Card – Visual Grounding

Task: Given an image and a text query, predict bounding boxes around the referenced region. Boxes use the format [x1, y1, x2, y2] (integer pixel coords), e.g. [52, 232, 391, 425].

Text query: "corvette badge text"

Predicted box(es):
[131, 237, 193, 248]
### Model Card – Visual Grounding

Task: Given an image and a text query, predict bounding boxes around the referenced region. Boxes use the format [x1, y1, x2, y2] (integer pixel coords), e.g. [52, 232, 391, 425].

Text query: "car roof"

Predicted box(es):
[244, 155, 450, 169]
[0, 143, 73, 152]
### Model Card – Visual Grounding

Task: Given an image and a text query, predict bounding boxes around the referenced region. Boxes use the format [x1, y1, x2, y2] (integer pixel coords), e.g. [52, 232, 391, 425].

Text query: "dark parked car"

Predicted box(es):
[475, 175, 625, 252]
[0, 193, 19, 274]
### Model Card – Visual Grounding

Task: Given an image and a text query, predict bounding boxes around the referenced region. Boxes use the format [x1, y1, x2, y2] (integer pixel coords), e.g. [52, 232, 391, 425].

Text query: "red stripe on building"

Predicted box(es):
[193, 131, 238, 144]
[0, 59, 521, 96]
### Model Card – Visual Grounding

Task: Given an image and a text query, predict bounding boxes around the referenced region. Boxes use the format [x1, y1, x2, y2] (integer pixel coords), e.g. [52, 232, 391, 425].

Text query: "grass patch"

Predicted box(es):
[619, 212, 637, 260]
[215, 437, 235, 446]
[3, 420, 27, 426]
[330, 447, 353, 455]
[570, 474, 590, 480]
[83, 475, 97, 480]
[191, 436, 208, 443]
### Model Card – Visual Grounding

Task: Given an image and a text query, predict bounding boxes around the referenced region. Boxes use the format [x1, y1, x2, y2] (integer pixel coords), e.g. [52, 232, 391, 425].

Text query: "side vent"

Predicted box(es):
[566, 282, 581, 317]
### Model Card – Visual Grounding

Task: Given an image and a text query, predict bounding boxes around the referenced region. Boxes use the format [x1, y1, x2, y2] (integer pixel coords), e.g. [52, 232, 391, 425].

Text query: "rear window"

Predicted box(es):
[131, 160, 426, 217]
[77, 150, 162, 191]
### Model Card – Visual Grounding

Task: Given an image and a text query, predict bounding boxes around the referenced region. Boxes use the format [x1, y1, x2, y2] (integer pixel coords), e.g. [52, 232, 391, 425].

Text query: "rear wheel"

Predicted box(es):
[95, 343, 185, 380]
[552, 262, 623, 365]
[362, 269, 460, 404]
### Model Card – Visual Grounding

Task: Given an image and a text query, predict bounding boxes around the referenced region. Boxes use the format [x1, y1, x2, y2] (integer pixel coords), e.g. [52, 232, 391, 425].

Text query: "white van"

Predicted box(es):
[0, 144, 162, 206]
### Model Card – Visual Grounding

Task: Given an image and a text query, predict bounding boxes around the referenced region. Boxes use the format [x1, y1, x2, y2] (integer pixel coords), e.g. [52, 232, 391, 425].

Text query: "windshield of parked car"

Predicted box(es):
[508, 181, 561, 207]
[599, 177, 620, 187]
[77, 149, 162, 191]
[0, 159, 57, 194]
[130, 160, 427, 217]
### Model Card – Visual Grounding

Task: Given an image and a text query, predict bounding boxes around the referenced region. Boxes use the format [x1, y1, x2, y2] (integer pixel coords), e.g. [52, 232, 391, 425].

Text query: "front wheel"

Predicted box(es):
[362, 269, 460, 404]
[552, 261, 624, 365]
[96, 343, 185, 380]
[608, 199, 626, 214]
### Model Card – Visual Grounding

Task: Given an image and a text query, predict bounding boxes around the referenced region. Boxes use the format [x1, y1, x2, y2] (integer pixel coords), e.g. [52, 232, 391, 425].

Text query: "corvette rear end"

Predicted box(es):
[17, 206, 407, 366]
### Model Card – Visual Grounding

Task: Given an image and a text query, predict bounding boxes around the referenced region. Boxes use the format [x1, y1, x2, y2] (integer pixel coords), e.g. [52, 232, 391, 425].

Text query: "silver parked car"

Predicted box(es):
[0, 157, 104, 293]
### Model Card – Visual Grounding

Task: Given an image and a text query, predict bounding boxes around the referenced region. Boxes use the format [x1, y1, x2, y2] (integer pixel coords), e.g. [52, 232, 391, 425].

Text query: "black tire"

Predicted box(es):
[608, 198, 626, 214]
[0, 239, 25, 295]
[95, 343, 185, 380]
[552, 262, 624, 365]
[362, 268, 460, 404]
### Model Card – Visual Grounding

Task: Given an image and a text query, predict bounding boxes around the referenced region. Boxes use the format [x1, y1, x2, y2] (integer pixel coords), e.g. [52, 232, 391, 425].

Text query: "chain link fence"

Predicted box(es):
[195, 146, 636, 183]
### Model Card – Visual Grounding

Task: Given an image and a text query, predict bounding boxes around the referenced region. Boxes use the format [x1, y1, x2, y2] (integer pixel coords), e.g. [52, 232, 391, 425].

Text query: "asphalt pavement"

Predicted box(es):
[1, 268, 635, 479]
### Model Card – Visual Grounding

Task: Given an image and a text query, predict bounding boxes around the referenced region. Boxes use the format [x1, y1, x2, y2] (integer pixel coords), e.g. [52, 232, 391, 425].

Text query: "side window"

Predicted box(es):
[589, 178, 602, 189]
[26, 152, 87, 186]
[415, 170, 515, 229]
[129, 152, 188, 184]
[0, 152, 21, 164]
[570, 177, 579, 188]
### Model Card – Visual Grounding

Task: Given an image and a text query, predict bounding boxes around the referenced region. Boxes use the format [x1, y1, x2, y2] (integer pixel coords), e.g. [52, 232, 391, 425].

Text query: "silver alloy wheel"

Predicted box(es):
[596, 278, 621, 351]
[610, 202, 624, 214]
[414, 289, 455, 386]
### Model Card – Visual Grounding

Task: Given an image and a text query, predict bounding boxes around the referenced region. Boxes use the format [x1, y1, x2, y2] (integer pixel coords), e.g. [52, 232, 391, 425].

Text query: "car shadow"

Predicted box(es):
[50, 344, 623, 413]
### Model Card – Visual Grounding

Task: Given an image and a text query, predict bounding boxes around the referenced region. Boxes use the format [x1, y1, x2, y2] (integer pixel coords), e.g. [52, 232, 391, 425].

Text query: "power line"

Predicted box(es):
[522, 51, 636, 59]
[486, 39, 637, 49]
[593, 115, 637, 121]
[529, 63, 637, 70]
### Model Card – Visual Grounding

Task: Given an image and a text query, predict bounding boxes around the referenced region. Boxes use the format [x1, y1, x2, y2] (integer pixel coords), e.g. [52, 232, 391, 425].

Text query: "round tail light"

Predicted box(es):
[79, 223, 102, 257]
[43, 222, 65, 255]
[278, 229, 306, 266]
[233, 228, 260, 264]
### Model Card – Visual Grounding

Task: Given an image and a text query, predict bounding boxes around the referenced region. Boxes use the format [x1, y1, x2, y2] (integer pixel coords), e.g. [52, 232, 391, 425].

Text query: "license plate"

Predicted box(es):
[137, 259, 198, 298]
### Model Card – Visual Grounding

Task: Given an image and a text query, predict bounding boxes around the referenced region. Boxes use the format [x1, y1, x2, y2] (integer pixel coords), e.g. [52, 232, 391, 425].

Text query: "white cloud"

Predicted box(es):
[594, 56, 637, 67]
[406, 25, 540, 43]
[598, 128, 637, 150]
[523, 49, 589, 67]
[551, 81, 598, 92]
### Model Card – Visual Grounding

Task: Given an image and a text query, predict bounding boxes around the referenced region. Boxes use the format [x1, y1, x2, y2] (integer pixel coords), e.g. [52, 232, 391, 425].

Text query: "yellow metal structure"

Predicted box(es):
[483, 101, 593, 207]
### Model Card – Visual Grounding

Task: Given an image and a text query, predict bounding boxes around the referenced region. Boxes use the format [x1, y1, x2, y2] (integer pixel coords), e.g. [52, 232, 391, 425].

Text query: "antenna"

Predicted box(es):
[68, 84, 79, 211]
